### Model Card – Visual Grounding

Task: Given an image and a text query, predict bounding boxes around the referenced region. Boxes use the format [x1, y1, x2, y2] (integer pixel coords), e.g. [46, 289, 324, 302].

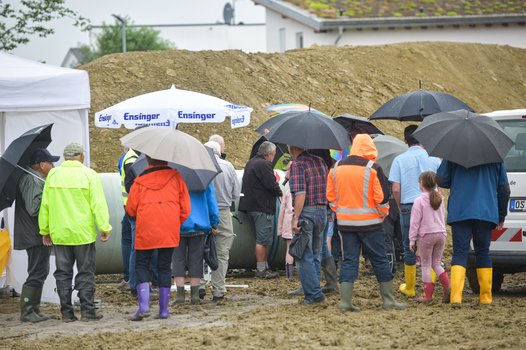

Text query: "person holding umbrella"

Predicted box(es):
[389, 125, 441, 297]
[39, 143, 112, 322]
[15, 148, 59, 322]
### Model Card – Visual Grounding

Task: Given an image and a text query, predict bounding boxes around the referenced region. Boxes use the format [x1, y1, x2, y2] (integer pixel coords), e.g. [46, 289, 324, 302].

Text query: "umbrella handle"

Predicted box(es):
[16, 165, 44, 182]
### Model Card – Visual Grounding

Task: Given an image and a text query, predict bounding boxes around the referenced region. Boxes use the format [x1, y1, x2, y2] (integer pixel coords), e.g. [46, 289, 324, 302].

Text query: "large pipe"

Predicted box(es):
[95, 171, 287, 274]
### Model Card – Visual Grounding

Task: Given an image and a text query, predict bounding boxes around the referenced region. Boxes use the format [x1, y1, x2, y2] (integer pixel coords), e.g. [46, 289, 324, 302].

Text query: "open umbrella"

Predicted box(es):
[95, 85, 253, 129]
[120, 127, 217, 172]
[131, 147, 221, 192]
[413, 109, 514, 168]
[259, 111, 350, 150]
[370, 90, 474, 121]
[0, 124, 54, 211]
[334, 114, 384, 138]
[257, 104, 325, 134]
[372, 134, 408, 175]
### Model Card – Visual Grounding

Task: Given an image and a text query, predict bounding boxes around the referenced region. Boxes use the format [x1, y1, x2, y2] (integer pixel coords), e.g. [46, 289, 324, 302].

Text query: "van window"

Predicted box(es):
[497, 119, 526, 172]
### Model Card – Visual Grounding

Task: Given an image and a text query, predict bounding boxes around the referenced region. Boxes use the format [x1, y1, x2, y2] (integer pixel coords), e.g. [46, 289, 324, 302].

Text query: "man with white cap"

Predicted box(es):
[39, 143, 111, 322]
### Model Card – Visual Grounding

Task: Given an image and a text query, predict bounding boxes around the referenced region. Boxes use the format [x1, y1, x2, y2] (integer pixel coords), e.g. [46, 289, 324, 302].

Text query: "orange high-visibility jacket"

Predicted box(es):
[327, 134, 390, 232]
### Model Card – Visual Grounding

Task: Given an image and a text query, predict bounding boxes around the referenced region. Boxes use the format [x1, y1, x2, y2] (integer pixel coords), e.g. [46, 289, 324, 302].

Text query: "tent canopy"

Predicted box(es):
[0, 52, 90, 112]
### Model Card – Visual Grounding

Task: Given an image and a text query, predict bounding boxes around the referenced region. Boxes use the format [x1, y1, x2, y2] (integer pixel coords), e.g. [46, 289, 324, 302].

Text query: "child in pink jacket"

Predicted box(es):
[409, 171, 450, 303]
[277, 161, 294, 278]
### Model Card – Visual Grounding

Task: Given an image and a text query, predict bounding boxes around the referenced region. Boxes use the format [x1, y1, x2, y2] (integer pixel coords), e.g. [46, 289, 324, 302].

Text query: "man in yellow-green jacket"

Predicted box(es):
[39, 143, 112, 322]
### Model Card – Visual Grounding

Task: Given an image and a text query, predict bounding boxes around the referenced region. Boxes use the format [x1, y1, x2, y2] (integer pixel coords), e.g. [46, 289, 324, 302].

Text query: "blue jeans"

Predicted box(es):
[296, 207, 327, 301]
[129, 217, 159, 291]
[322, 214, 333, 258]
[121, 212, 132, 281]
[340, 228, 393, 283]
[400, 203, 416, 265]
[451, 220, 494, 268]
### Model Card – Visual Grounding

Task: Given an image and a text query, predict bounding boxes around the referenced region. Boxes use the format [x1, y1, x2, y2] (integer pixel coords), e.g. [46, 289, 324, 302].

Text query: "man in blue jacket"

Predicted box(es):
[437, 160, 510, 306]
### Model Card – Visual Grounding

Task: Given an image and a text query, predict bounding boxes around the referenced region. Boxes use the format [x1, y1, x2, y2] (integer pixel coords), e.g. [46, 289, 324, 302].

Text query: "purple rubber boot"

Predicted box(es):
[131, 282, 150, 321]
[158, 287, 170, 319]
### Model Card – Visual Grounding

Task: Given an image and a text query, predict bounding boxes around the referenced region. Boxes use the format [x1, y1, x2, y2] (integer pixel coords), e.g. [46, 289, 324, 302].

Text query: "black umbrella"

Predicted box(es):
[131, 146, 221, 192]
[334, 113, 384, 140]
[370, 90, 474, 121]
[260, 111, 350, 150]
[249, 135, 289, 167]
[0, 124, 54, 211]
[412, 109, 514, 168]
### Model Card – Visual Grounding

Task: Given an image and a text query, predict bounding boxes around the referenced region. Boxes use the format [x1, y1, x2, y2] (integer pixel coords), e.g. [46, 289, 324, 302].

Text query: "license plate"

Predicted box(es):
[510, 199, 526, 212]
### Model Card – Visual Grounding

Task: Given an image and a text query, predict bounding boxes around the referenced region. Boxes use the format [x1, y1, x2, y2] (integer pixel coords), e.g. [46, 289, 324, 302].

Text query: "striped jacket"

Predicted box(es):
[326, 134, 390, 232]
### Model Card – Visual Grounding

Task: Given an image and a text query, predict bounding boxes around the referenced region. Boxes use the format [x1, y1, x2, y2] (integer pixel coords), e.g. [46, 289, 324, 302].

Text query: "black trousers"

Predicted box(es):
[136, 248, 173, 288]
[53, 243, 96, 292]
[25, 245, 51, 288]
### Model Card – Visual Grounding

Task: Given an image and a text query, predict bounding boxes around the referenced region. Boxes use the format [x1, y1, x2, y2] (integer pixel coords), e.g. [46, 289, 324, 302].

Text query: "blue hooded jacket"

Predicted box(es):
[436, 160, 510, 226]
[180, 183, 220, 235]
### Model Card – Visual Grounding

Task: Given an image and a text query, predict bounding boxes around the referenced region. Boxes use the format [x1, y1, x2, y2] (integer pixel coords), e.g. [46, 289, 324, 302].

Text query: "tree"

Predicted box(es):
[0, 0, 89, 51]
[79, 18, 175, 64]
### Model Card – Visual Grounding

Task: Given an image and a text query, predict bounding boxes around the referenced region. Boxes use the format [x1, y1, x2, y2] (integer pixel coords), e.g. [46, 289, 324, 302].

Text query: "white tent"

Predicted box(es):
[0, 52, 91, 303]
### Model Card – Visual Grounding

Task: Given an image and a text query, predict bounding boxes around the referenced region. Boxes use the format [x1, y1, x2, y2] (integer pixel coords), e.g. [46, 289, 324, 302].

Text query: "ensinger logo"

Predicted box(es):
[123, 112, 160, 122]
[98, 114, 111, 122]
[178, 111, 216, 121]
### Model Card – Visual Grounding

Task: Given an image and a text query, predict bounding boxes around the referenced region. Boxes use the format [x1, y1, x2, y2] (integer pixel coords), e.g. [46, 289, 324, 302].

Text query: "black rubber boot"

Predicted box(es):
[58, 288, 77, 322]
[33, 286, 51, 320]
[321, 256, 339, 294]
[78, 289, 103, 321]
[173, 287, 185, 305]
[20, 285, 47, 323]
[190, 286, 201, 305]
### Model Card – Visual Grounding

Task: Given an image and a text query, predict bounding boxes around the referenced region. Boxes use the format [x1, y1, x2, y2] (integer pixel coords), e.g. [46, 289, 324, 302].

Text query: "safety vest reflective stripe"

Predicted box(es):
[336, 207, 383, 215]
[338, 218, 384, 226]
[362, 161, 373, 208]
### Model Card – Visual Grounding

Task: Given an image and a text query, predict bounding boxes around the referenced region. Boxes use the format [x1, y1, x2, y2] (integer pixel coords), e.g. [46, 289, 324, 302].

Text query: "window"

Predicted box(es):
[279, 28, 286, 52]
[295, 32, 304, 49]
[497, 120, 526, 172]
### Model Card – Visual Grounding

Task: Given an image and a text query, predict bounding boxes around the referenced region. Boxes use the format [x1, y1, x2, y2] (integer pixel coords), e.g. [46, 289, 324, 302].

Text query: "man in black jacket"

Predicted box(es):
[239, 141, 282, 278]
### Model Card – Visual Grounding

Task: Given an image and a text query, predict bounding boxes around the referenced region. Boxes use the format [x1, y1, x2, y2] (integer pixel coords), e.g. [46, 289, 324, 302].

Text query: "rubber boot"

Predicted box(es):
[399, 264, 416, 297]
[380, 280, 406, 310]
[190, 286, 201, 305]
[20, 285, 47, 323]
[418, 282, 435, 303]
[438, 272, 450, 303]
[173, 286, 185, 305]
[285, 263, 294, 279]
[33, 286, 51, 320]
[57, 288, 77, 322]
[339, 282, 360, 312]
[477, 268, 493, 305]
[158, 287, 170, 319]
[321, 256, 339, 293]
[131, 282, 151, 321]
[450, 265, 466, 307]
[78, 289, 103, 321]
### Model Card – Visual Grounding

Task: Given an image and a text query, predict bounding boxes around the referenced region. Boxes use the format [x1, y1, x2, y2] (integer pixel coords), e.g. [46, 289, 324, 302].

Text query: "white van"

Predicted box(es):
[466, 109, 526, 292]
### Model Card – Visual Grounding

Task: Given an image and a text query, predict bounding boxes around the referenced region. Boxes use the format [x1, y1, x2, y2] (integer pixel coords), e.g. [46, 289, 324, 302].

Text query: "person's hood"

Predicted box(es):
[134, 167, 178, 191]
[350, 134, 377, 161]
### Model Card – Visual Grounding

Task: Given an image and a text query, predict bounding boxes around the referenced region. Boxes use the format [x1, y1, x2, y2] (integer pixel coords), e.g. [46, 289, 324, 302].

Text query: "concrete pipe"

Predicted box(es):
[95, 171, 287, 274]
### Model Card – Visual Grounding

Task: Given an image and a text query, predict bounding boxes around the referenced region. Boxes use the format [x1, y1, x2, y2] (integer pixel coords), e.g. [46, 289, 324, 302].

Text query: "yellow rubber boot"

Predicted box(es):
[430, 268, 437, 284]
[399, 264, 416, 297]
[477, 268, 493, 305]
[450, 265, 466, 306]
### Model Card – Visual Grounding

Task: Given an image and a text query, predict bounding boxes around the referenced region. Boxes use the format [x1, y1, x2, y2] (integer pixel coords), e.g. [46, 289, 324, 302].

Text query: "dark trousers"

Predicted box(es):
[54, 243, 96, 292]
[121, 212, 132, 281]
[136, 248, 174, 288]
[451, 220, 494, 268]
[25, 245, 51, 288]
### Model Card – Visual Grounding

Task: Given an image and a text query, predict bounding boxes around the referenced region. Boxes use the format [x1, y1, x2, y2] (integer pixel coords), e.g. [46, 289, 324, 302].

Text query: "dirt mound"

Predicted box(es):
[83, 42, 526, 172]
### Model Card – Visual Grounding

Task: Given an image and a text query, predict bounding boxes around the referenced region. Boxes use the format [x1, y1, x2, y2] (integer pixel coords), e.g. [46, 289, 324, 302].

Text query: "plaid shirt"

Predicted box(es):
[289, 152, 328, 207]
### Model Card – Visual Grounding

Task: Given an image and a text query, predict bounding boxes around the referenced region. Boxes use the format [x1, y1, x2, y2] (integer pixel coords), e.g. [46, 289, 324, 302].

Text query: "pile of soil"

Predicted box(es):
[84, 42, 526, 172]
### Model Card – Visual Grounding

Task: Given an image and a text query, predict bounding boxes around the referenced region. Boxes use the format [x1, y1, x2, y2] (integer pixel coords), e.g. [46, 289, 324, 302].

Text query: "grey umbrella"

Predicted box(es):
[412, 109, 514, 168]
[372, 134, 407, 176]
[370, 90, 474, 121]
[260, 111, 350, 150]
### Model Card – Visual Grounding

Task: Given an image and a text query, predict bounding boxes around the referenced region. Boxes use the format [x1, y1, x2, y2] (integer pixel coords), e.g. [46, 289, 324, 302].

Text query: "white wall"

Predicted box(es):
[266, 9, 526, 52]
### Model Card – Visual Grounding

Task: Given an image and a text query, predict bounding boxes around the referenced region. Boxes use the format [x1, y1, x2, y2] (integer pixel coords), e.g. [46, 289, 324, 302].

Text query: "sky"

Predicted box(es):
[8, 0, 266, 66]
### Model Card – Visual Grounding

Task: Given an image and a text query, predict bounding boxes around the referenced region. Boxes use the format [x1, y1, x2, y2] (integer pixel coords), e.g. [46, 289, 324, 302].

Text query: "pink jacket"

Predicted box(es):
[409, 191, 446, 245]
[277, 189, 294, 240]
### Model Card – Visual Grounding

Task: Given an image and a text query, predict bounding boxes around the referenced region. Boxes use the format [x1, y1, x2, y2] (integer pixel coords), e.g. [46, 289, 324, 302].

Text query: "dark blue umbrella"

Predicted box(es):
[370, 90, 474, 121]
[131, 146, 221, 192]
[0, 124, 54, 211]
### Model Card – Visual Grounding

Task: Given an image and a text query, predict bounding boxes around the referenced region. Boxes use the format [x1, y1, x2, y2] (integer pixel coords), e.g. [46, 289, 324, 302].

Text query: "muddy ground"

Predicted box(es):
[1, 269, 525, 349]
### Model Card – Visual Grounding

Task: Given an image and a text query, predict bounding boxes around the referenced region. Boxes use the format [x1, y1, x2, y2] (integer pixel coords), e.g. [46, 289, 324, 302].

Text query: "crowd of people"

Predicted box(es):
[13, 125, 510, 323]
